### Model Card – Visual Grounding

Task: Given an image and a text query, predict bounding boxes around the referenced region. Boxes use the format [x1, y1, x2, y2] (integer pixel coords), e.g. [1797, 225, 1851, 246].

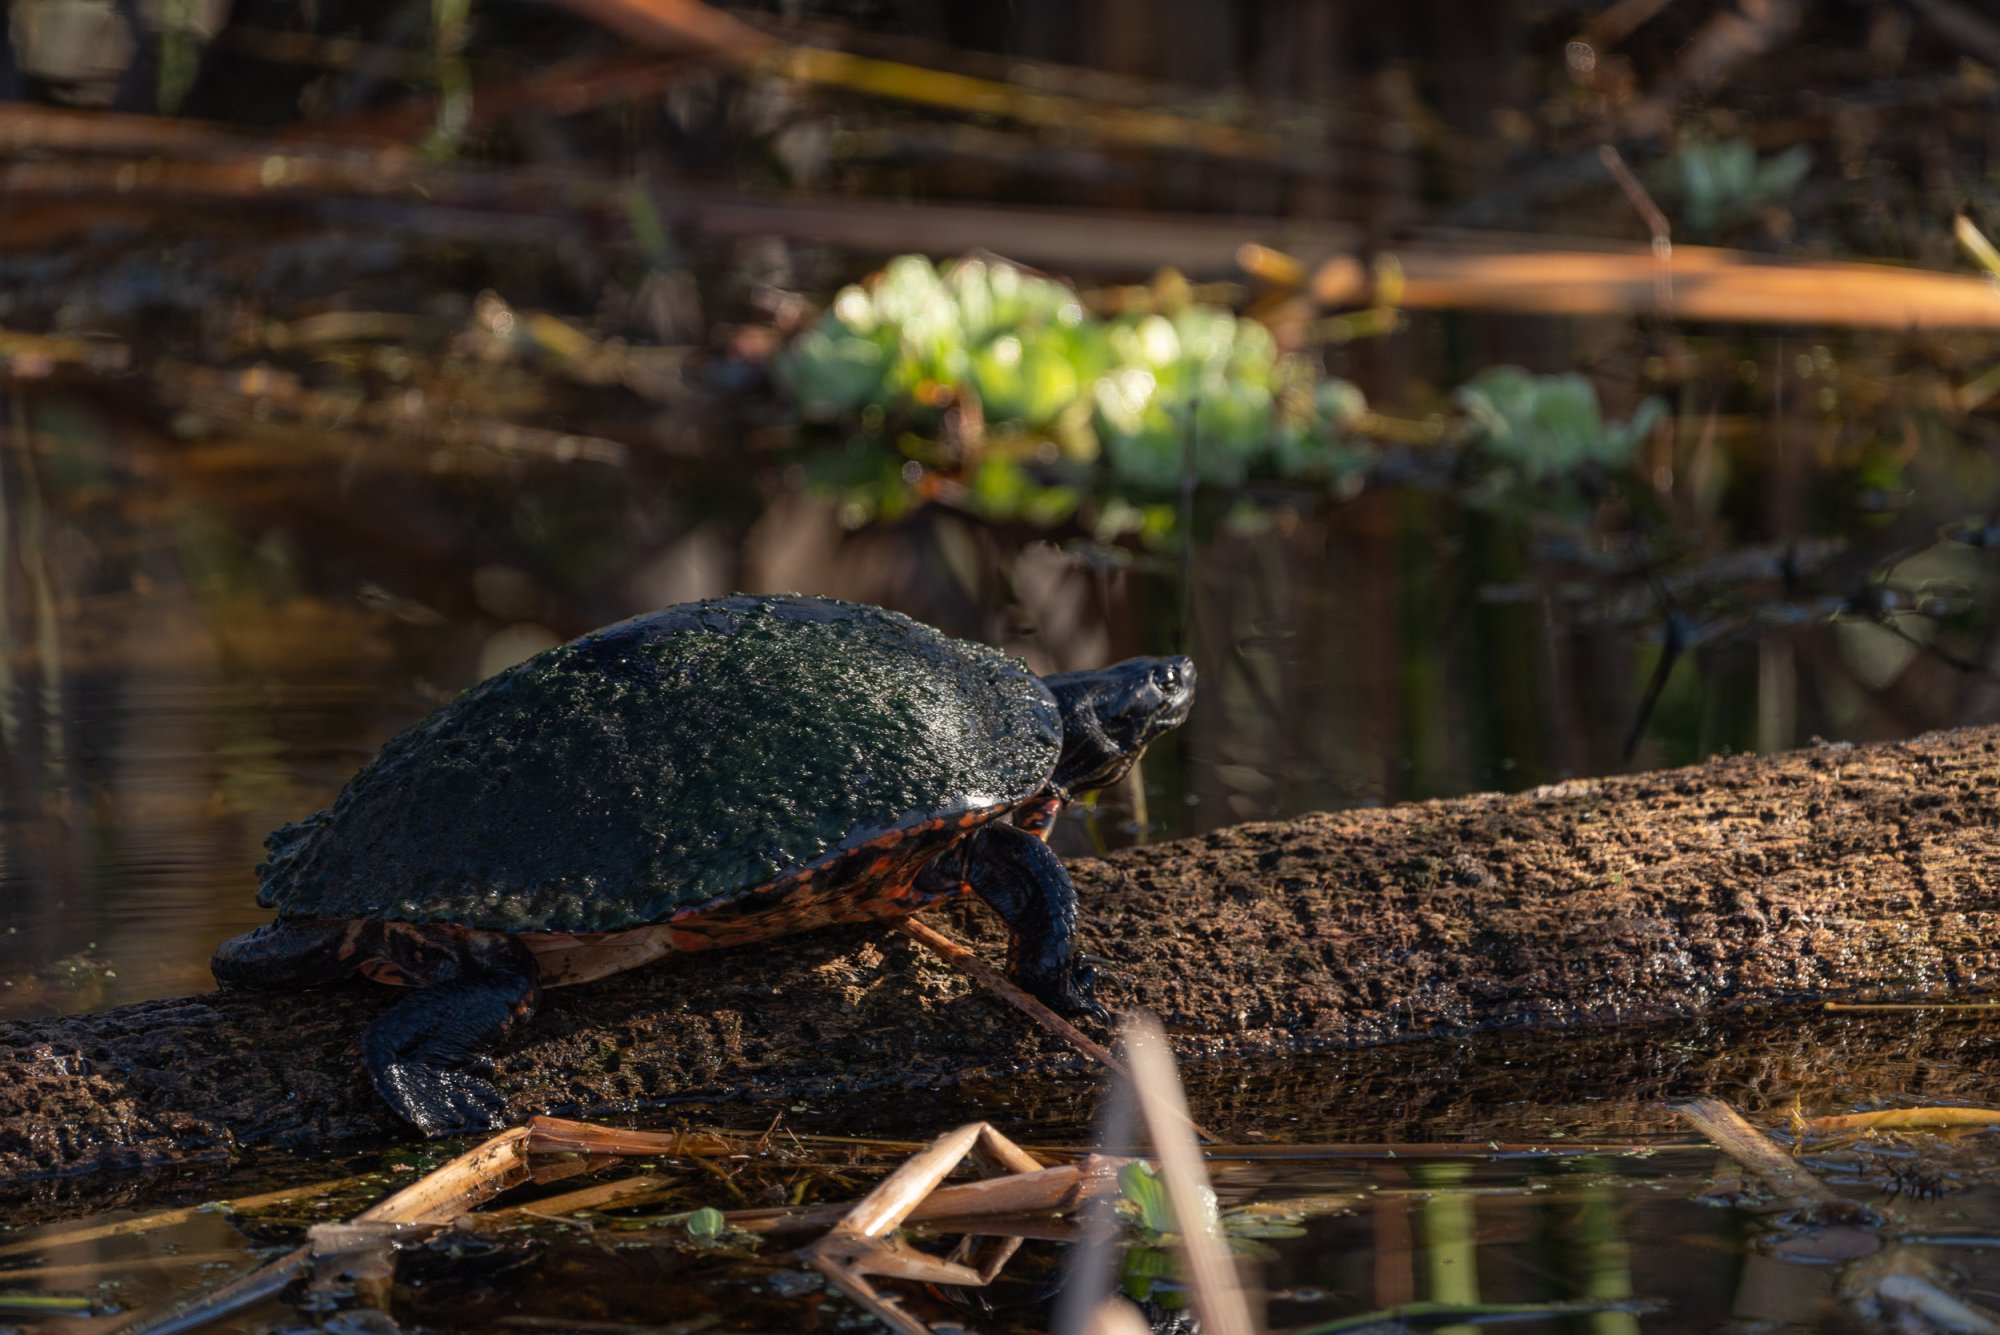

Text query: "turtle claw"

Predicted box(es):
[1024, 961, 1108, 1027]
[373, 1061, 511, 1137]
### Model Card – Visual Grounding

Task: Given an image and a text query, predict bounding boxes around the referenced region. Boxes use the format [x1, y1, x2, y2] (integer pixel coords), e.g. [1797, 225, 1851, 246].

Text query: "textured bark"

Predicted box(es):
[5, 727, 2000, 1183]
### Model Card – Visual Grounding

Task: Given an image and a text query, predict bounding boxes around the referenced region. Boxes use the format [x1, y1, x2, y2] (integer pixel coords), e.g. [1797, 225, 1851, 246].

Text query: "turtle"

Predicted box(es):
[212, 593, 1196, 1135]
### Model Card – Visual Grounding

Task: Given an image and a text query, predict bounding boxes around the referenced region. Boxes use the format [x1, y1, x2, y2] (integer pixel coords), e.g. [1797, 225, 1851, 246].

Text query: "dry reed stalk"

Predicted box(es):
[1121, 1014, 1256, 1335]
[518, 1116, 747, 1158]
[0, 1252, 252, 1285]
[482, 1174, 678, 1221]
[1312, 242, 2000, 328]
[728, 1156, 1127, 1234]
[802, 1121, 1049, 1335]
[0, 1174, 366, 1260]
[1801, 1107, 2000, 1133]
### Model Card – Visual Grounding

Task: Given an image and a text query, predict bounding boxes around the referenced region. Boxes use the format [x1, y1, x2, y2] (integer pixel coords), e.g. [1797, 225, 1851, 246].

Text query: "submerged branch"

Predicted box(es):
[5, 726, 2000, 1181]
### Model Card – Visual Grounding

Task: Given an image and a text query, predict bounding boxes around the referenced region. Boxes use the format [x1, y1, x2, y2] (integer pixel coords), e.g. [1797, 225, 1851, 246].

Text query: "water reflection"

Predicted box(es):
[14, 1137, 1997, 1332]
[4, 375, 2000, 1018]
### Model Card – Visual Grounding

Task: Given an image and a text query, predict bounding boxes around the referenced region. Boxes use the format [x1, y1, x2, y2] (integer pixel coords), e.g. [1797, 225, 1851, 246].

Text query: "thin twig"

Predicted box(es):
[1824, 1000, 2000, 1012]
[1801, 1107, 2000, 1133]
[892, 917, 1126, 1076]
[892, 917, 1221, 1144]
[1598, 143, 1673, 319]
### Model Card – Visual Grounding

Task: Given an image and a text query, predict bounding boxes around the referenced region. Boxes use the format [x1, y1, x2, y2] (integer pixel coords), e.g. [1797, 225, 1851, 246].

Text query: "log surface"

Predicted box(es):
[5, 727, 1999, 1182]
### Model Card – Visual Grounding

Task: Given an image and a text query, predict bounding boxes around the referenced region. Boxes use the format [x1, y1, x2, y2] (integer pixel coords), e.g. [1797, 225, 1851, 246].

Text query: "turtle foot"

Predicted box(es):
[357, 935, 540, 1137]
[372, 1061, 511, 1137]
[1024, 961, 1109, 1027]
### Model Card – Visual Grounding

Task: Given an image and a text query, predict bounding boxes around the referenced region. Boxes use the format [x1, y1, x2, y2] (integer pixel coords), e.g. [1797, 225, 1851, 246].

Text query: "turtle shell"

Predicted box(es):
[256, 595, 1064, 933]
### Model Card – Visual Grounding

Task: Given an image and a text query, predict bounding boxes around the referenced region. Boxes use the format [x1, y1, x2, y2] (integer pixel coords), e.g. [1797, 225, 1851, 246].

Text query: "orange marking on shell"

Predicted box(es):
[667, 925, 721, 953]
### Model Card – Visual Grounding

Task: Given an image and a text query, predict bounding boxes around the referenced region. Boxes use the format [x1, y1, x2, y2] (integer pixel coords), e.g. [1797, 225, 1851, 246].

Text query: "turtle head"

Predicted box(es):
[1044, 655, 1196, 798]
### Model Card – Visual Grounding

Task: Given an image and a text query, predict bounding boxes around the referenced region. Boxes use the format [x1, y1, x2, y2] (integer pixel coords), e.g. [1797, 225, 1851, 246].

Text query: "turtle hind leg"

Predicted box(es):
[212, 918, 363, 990]
[920, 821, 1107, 1023]
[361, 928, 542, 1137]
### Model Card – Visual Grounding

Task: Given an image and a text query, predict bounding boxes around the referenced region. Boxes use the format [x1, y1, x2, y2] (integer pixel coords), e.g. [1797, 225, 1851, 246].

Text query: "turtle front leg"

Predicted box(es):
[918, 822, 1107, 1023]
[361, 928, 542, 1137]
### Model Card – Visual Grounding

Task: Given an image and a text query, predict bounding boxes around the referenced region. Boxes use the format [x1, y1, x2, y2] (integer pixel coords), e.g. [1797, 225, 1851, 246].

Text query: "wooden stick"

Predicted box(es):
[1674, 1098, 1844, 1207]
[1823, 1001, 2000, 1012]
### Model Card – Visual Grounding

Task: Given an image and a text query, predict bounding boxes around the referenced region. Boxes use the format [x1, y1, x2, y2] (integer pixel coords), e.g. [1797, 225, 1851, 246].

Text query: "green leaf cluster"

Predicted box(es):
[1456, 366, 1663, 482]
[1674, 136, 1812, 235]
[774, 255, 1369, 495]
[779, 257, 1666, 534]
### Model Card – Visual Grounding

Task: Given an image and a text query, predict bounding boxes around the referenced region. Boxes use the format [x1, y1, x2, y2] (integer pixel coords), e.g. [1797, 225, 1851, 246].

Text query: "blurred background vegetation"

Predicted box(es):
[8, 0, 2000, 1010]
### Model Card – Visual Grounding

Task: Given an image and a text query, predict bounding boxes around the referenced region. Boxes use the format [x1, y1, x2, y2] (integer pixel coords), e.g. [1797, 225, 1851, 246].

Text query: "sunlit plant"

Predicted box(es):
[778, 256, 1661, 534]
[774, 254, 1371, 525]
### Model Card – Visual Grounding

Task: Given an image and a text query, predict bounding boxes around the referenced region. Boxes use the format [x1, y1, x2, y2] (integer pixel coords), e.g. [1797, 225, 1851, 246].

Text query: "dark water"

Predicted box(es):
[7, 1098, 2000, 1333]
[7, 416, 2000, 1331]
[0, 1147, 1751, 1332]
[4, 386, 1998, 1016]
[6, 330, 2000, 1335]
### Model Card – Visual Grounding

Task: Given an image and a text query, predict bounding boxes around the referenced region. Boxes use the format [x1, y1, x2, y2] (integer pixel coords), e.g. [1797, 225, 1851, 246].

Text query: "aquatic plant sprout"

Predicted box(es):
[777, 255, 1662, 527]
[1673, 135, 1813, 237]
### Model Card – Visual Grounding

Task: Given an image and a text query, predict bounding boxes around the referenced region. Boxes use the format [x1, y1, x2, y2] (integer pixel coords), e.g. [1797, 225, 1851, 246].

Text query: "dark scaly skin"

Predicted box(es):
[360, 930, 539, 1135]
[912, 821, 1104, 1019]
[215, 920, 540, 1135]
[213, 634, 1196, 1137]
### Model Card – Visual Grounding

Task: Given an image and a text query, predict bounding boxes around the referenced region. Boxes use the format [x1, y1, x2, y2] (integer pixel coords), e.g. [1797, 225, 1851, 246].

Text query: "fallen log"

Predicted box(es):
[4, 727, 2000, 1183]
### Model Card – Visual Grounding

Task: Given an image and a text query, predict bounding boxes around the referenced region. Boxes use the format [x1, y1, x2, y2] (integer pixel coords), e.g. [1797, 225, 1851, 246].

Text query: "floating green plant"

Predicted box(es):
[777, 256, 1660, 533]
[774, 255, 1371, 515]
[1113, 1161, 1308, 1304]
